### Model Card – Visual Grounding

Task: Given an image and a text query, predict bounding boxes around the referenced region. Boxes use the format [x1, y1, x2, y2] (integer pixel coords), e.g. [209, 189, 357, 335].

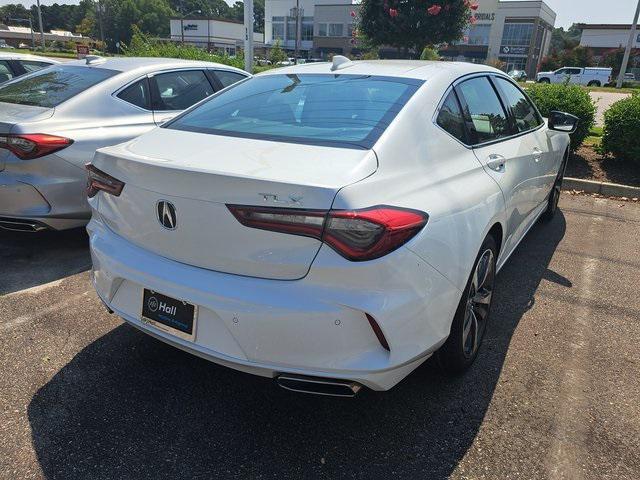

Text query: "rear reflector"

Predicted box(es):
[85, 163, 125, 198]
[227, 205, 428, 261]
[0, 134, 72, 160]
[366, 313, 390, 351]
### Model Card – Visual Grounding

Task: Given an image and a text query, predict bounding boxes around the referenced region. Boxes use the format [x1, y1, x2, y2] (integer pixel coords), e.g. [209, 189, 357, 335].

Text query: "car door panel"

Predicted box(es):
[455, 75, 540, 256]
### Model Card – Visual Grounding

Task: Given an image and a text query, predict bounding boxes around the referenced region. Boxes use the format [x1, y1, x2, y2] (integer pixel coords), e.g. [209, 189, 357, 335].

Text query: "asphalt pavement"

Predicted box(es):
[0, 195, 638, 480]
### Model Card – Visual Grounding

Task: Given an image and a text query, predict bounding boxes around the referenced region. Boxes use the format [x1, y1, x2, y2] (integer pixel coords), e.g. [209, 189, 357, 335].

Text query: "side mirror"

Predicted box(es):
[548, 111, 579, 134]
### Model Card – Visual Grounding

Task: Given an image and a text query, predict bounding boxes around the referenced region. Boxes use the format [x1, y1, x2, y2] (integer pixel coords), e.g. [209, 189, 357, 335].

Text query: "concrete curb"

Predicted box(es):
[562, 177, 640, 198]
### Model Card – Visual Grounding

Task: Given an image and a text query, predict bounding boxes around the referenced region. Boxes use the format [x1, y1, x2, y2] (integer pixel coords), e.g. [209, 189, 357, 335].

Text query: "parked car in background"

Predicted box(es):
[508, 69, 527, 81]
[536, 66, 612, 87]
[0, 40, 11, 49]
[87, 59, 576, 396]
[0, 56, 248, 232]
[0, 53, 59, 83]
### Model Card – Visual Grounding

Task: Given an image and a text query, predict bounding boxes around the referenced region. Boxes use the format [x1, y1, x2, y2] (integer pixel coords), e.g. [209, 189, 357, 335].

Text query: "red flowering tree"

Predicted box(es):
[358, 0, 475, 57]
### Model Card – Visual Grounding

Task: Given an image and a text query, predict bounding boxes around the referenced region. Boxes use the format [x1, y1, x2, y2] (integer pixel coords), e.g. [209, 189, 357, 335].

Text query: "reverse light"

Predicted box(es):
[0, 134, 73, 160]
[85, 163, 125, 198]
[227, 205, 428, 262]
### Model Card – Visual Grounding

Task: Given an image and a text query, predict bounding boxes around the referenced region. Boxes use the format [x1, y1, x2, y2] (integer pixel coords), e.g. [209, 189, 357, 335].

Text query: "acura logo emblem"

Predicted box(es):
[157, 201, 177, 229]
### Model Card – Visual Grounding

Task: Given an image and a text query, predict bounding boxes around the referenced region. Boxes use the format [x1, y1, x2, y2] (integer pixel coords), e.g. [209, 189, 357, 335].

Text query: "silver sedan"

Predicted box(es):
[0, 56, 248, 231]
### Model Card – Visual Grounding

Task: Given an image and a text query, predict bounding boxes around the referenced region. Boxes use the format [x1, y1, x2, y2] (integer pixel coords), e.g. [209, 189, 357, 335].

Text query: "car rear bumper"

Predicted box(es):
[0, 154, 90, 230]
[88, 216, 461, 391]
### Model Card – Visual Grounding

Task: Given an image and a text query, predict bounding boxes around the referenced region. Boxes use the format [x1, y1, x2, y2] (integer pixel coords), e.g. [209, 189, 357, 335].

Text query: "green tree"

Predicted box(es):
[269, 39, 286, 64]
[359, 0, 471, 57]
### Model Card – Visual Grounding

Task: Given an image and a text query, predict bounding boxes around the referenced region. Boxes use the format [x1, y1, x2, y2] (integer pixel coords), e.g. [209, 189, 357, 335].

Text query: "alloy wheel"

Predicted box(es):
[462, 249, 495, 358]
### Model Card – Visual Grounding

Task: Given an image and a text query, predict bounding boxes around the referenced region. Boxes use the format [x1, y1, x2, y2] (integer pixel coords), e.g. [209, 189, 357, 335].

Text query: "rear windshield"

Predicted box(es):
[0, 65, 118, 108]
[166, 74, 424, 149]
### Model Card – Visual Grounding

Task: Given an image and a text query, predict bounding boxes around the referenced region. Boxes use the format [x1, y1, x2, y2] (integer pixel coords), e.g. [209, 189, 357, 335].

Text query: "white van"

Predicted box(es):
[536, 67, 612, 87]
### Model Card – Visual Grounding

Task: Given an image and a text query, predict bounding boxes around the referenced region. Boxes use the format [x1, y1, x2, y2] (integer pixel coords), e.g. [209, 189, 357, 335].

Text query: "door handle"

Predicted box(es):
[532, 147, 543, 162]
[487, 154, 506, 172]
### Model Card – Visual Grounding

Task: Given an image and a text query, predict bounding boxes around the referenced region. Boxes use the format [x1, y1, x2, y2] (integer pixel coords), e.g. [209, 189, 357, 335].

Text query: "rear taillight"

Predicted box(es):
[0, 134, 72, 160]
[227, 205, 428, 261]
[85, 163, 125, 198]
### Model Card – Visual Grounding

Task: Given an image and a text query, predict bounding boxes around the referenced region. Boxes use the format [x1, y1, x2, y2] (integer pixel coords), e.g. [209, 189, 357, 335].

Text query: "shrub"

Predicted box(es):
[526, 83, 596, 151]
[601, 94, 640, 163]
[123, 26, 244, 71]
[420, 46, 439, 61]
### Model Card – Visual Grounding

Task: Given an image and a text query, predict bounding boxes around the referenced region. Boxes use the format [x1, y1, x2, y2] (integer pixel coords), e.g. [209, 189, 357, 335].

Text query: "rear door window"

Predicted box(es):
[0, 61, 13, 82]
[18, 60, 52, 73]
[152, 70, 214, 111]
[0, 65, 118, 107]
[455, 77, 510, 145]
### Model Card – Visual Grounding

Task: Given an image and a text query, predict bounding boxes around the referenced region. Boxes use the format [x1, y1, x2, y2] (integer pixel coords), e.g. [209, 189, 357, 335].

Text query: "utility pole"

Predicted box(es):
[28, 18, 35, 49]
[244, 0, 254, 73]
[617, 0, 640, 89]
[35, 0, 45, 49]
[96, 0, 105, 45]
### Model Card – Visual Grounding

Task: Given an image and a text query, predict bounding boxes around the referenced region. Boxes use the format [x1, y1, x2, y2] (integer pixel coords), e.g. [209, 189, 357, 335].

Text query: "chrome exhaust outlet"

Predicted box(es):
[276, 374, 362, 398]
[0, 217, 48, 232]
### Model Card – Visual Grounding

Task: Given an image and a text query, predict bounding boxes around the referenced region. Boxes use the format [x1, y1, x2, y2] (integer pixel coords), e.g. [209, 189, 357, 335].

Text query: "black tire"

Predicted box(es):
[543, 153, 568, 221]
[438, 234, 498, 374]
[538, 78, 550, 84]
[587, 80, 601, 87]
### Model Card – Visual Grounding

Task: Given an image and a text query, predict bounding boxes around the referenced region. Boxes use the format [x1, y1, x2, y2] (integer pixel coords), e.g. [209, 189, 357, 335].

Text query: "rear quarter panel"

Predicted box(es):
[332, 80, 506, 293]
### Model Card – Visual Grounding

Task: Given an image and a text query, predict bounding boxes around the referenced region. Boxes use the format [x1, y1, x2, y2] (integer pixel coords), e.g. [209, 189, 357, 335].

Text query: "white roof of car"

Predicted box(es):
[258, 59, 502, 81]
[0, 53, 60, 63]
[62, 56, 248, 75]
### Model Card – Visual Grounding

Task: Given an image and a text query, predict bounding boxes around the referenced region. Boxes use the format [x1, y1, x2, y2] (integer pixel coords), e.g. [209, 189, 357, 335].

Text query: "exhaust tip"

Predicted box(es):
[0, 217, 48, 232]
[276, 374, 362, 398]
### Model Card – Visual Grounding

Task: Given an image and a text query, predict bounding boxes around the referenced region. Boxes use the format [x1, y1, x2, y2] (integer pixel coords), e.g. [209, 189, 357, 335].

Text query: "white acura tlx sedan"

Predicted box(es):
[87, 58, 577, 396]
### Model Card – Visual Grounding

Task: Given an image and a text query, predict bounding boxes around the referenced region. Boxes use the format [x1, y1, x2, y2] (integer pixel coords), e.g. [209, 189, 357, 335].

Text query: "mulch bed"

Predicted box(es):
[566, 146, 640, 188]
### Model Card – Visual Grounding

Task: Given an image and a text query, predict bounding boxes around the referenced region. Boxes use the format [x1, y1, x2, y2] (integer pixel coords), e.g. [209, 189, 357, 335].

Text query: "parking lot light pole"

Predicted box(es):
[617, 0, 640, 89]
[244, 0, 254, 73]
[36, 0, 45, 48]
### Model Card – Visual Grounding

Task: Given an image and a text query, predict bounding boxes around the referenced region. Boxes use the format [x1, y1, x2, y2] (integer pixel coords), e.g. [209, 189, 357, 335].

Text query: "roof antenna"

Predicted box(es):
[331, 55, 353, 71]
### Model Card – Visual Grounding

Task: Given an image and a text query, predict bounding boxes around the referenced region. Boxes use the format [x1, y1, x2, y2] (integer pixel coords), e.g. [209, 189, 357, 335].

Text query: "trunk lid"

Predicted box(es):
[93, 128, 377, 280]
[0, 103, 54, 171]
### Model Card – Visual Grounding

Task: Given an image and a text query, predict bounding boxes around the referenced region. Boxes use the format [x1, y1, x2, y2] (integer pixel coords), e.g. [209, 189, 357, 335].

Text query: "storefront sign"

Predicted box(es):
[474, 12, 496, 22]
[183, 24, 198, 31]
[500, 45, 528, 55]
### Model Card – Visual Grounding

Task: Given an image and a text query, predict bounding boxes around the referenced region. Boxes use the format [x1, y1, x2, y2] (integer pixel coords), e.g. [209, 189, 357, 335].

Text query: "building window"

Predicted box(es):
[302, 17, 313, 41]
[286, 16, 296, 41]
[317, 23, 327, 36]
[467, 24, 491, 46]
[501, 23, 534, 47]
[272, 16, 285, 40]
[328, 23, 344, 37]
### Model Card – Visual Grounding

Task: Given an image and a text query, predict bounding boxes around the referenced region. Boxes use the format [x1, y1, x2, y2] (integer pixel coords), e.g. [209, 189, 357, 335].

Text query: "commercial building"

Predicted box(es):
[0, 24, 89, 47]
[169, 18, 264, 56]
[439, 0, 556, 78]
[265, 0, 356, 58]
[579, 24, 640, 57]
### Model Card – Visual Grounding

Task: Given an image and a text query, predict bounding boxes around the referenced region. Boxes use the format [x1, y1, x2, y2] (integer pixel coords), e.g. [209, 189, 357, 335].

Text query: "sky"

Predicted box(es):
[0, 0, 638, 29]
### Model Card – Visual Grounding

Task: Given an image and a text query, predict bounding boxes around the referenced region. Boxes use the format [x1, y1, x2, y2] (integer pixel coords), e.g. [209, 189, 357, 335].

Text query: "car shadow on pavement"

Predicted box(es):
[0, 229, 90, 295]
[27, 214, 567, 480]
